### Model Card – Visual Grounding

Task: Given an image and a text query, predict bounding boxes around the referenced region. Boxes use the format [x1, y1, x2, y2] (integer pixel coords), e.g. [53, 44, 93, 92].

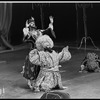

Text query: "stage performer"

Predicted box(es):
[23, 16, 56, 49]
[79, 52, 100, 73]
[28, 34, 71, 92]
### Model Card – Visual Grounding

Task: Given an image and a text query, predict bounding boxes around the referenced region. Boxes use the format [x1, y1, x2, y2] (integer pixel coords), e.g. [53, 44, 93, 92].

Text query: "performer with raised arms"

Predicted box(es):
[23, 16, 56, 49]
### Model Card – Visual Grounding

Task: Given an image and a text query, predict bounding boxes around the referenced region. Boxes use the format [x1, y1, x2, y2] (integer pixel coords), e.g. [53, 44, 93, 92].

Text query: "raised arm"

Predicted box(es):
[23, 20, 30, 41]
[41, 16, 56, 38]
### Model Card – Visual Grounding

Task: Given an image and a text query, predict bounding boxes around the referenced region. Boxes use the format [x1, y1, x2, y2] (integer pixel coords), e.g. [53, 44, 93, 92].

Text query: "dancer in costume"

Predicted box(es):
[28, 34, 71, 92]
[23, 16, 56, 49]
[79, 52, 100, 73]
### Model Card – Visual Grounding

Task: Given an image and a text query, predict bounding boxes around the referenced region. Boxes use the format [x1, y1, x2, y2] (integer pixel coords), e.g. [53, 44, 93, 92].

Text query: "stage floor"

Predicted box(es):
[0, 46, 100, 99]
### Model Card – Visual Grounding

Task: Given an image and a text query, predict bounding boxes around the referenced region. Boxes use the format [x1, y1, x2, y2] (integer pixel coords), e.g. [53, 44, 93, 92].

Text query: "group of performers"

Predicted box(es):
[21, 16, 71, 92]
[21, 15, 100, 92]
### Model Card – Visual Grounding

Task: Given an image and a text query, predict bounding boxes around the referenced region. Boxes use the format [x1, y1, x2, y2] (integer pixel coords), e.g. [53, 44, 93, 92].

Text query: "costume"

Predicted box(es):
[21, 17, 40, 87]
[28, 35, 71, 91]
[79, 52, 100, 73]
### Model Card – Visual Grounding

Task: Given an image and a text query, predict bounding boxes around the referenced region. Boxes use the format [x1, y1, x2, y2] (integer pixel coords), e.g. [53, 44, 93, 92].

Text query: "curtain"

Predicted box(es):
[0, 3, 13, 50]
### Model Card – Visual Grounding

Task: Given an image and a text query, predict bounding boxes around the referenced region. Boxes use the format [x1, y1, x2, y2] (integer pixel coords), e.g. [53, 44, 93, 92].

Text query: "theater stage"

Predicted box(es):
[0, 45, 100, 99]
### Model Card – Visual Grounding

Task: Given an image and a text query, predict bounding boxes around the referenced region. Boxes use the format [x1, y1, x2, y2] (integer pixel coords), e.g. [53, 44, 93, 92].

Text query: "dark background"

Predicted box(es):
[10, 3, 100, 46]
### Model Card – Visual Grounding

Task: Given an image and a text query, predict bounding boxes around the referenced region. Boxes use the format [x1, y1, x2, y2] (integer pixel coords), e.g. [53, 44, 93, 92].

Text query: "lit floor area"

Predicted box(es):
[0, 45, 100, 98]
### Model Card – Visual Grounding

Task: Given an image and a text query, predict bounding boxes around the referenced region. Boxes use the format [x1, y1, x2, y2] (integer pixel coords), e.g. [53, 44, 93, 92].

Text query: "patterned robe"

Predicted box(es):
[22, 55, 40, 80]
[29, 46, 71, 91]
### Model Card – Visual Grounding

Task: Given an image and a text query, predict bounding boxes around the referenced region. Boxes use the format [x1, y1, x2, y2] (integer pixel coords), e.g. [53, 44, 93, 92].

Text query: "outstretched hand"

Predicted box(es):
[26, 20, 29, 27]
[49, 16, 54, 24]
[49, 16, 54, 30]
[63, 46, 69, 52]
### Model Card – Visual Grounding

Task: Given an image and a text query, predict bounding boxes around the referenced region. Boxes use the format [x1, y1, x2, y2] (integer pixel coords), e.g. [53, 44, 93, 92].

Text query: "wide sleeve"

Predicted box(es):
[23, 27, 29, 36]
[42, 28, 51, 35]
[29, 49, 41, 65]
[58, 46, 71, 63]
[41, 27, 56, 39]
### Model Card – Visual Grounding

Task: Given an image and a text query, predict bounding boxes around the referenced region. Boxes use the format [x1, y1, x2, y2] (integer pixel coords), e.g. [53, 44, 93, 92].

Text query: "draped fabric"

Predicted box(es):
[0, 3, 13, 49]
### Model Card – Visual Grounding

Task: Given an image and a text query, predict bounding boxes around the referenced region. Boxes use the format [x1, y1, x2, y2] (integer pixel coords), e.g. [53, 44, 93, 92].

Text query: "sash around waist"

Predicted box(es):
[42, 65, 61, 72]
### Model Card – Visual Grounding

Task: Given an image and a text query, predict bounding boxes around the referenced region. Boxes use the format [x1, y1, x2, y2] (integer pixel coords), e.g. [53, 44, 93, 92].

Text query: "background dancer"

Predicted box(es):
[23, 16, 56, 49]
